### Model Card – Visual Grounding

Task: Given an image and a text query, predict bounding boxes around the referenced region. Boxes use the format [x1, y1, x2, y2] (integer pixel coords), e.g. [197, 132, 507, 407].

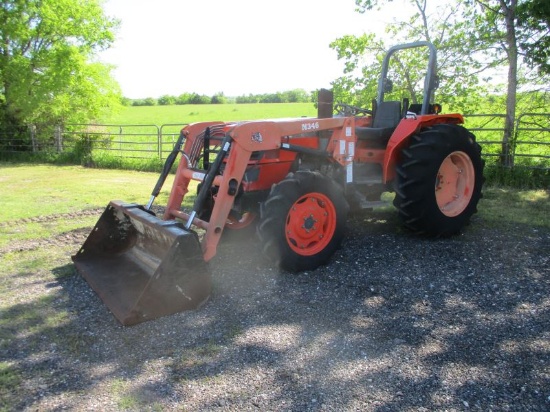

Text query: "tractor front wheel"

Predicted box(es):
[394, 124, 484, 236]
[258, 171, 349, 272]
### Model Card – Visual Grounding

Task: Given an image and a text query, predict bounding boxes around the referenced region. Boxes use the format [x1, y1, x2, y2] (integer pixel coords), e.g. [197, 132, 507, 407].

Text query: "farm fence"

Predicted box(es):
[463, 113, 550, 169]
[1, 113, 549, 170]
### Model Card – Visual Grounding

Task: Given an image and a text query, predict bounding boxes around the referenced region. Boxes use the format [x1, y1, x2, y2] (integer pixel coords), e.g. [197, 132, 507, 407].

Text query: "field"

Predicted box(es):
[1, 163, 549, 410]
[59, 103, 321, 169]
[106, 103, 318, 125]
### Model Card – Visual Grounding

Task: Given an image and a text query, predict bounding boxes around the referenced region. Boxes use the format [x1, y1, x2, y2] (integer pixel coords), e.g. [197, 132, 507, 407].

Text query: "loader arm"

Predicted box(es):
[164, 116, 359, 261]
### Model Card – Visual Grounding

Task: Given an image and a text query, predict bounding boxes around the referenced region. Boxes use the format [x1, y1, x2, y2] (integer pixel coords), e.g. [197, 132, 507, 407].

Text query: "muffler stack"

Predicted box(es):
[72, 200, 211, 326]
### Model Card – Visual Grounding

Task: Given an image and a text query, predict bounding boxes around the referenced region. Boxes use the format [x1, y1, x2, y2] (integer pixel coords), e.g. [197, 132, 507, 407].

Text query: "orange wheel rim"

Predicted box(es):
[435, 151, 475, 217]
[285, 192, 336, 256]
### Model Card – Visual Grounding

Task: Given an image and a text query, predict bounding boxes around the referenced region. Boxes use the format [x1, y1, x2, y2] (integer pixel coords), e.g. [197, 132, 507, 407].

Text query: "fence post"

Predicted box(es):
[513, 114, 521, 168]
[30, 125, 38, 152]
[502, 114, 515, 168]
[158, 126, 162, 160]
[54, 125, 63, 153]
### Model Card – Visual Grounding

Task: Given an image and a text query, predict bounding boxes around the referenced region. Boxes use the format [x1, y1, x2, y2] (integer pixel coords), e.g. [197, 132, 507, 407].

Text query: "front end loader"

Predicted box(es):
[73, 41, 484, 325]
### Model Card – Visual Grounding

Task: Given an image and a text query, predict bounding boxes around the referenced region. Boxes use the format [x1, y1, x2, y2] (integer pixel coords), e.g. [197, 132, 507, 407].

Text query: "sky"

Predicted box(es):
[98, 0, 411, 99]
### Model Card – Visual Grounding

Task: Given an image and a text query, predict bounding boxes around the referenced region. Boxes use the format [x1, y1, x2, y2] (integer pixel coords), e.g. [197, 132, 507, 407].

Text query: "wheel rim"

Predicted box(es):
[435, 151, 476, 217]
[285, 192, 337, 256]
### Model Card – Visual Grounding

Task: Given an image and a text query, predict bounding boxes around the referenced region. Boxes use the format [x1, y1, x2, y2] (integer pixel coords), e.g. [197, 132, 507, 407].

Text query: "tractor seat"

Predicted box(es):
[356, 100, 402, 147]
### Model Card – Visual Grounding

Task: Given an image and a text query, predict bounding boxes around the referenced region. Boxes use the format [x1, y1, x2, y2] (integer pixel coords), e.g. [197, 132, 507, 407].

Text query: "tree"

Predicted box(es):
[211, 92, 226, 104]
[175, 93, 192, 105]
[332, 1, 488, 112]
[516, 0, 550, 75]
[0, 0, 120, 135]
[330, 33, 386, 107]
[236, 94, 258, 104]
[189, 93, 211, 104]
[283, 89, 310, 103]
[466, 0, 550, 165]
[158, 95, 176, 105]
[463, 0, 519, 166]
[352, 0, 549, 166]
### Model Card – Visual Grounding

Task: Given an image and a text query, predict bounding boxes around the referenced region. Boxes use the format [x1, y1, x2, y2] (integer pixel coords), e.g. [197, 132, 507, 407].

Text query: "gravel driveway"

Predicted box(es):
[2, 208, 549, 411]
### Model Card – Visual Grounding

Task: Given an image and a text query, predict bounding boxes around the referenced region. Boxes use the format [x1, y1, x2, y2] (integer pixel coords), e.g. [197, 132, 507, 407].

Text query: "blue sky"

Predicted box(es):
[99, 0, 411, 98]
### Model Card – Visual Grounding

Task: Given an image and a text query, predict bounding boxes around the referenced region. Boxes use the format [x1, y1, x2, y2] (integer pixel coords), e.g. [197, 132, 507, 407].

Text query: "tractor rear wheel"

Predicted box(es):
[258, 171, 349, 272]
[394, 124, 484, 236]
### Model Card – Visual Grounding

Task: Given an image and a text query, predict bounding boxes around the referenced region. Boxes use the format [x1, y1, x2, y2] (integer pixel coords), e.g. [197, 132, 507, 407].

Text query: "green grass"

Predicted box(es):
[0, 162, 548, 231]
[0, 362, 22, 411]
[0, 164, 174, 223]
[483, 164, 550, 188]
[479, 187, 549, 228]
[0, 163, 185, 250]
[106, 102, 318, 125]
[0, 163, 547, 257]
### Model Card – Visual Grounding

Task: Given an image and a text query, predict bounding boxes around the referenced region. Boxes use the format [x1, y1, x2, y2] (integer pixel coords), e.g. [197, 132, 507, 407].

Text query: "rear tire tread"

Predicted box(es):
[394, 124, 484, 237]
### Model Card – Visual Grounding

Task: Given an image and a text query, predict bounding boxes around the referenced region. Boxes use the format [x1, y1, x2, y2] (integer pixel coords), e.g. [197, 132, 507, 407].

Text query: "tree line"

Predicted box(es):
[124, 89, 313, 106]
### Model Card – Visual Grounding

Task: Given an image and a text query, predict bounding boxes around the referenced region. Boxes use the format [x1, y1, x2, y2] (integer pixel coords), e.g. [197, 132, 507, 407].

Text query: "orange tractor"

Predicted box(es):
[73, 42, 484, 325]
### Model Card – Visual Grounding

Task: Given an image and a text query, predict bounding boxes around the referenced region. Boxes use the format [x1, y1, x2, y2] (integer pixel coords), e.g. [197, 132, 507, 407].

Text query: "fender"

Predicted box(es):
[382, 113, 464, 182]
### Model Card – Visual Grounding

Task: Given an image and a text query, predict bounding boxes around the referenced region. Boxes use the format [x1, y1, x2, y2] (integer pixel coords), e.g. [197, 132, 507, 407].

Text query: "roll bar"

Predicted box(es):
[376, 41, 438, 115]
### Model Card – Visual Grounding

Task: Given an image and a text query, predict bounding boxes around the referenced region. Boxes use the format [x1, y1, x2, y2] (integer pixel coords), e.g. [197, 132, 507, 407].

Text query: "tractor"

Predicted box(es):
[73, 41, 484, 325]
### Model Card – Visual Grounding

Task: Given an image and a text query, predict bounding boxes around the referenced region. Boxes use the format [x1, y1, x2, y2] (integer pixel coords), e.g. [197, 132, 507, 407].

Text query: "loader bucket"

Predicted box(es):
[72, 200, 211, 326]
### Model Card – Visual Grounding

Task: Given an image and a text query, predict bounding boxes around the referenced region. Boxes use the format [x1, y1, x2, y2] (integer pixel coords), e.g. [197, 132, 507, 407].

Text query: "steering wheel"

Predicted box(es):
[334, 103, 373, 117]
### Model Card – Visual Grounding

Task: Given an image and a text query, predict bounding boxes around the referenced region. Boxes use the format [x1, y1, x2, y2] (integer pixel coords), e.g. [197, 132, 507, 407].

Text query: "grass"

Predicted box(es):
[0, 161, 547, 267]
[0, 163, 548, 239]
[110, 378, 141, 410]
[480, 187, 549, 228]
[0, 164, 174, 223]
[484, 163, 550, 188]
[0, 361, 22, 411]
[0, 164, 184, 252]
[106, 103, 318, 125]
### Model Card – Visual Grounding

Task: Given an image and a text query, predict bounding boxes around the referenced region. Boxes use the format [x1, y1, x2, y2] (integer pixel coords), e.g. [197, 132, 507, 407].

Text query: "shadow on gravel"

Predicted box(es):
[2, 210, 549, 411]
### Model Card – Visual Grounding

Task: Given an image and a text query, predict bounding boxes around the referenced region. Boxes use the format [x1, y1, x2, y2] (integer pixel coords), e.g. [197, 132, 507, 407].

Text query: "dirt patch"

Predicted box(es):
[0, 227, 91, 255]
[0, 208, 104, 229]
[0, 208, 106, 257]
[1, 210, 549, 411]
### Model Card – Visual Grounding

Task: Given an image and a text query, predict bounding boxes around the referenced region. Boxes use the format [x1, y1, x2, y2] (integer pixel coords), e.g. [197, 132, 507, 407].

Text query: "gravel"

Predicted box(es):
[2, 208, 549, 411]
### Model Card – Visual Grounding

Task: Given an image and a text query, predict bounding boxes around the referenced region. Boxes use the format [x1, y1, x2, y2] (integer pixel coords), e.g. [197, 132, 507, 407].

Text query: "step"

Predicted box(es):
[354, 176, 384, 185]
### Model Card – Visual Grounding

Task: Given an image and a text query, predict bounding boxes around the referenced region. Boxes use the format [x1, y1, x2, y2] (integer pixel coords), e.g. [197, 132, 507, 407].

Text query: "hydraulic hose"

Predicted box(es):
[146, 131, 185, 210]
[185, 134, 231, 229]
